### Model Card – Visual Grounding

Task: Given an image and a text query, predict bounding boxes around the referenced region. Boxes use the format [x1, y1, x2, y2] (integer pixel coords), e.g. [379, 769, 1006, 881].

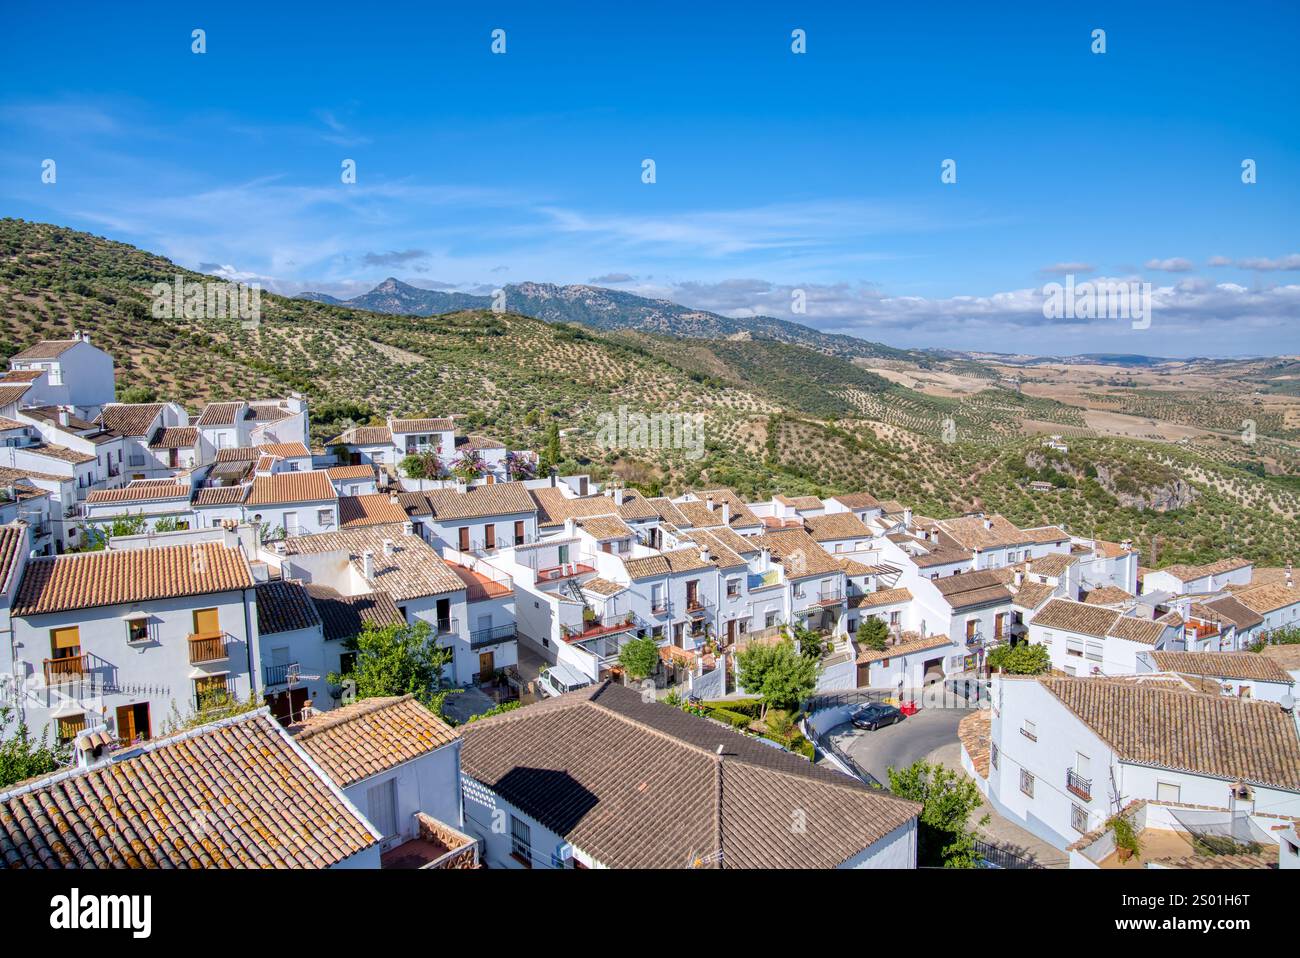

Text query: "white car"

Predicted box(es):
[538, 664, 593, 698]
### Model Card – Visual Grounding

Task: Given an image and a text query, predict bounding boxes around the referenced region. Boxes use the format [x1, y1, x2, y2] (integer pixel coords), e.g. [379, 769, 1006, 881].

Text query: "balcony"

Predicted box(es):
[469, 623, 517, 649]
[536, 562, 595, 583]
[44, 654, 86, 684]
[816, 587, 844, 606]
[193, 681, 233, 713]
[685, 595, 710, 617]
[381, 812, 479, 870]
[1066, 767, 1092, 802]
[562, 612, 640, 642]
[264, 661, 299, 687]
[436, 617, 459, 636]
[188, 631, 230, 664]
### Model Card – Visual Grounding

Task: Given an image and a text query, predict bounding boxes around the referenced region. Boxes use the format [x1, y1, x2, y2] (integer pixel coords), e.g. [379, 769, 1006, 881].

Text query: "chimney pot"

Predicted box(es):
[706, 494, 715, 512]
[362, 548, 375, 580]
[383, 538, 395, 557]
[721, 501, 731, 525]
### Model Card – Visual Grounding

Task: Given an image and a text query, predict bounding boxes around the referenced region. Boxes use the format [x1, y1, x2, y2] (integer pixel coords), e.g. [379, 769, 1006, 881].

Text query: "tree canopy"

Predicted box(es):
[735, 638, 818, 715]
[0, 706, 67, 789]
[617, 635, 661, 680]
[986, 642, 1051, 675]
[887, 759, 989, 868]
[327, 620, 454, 712]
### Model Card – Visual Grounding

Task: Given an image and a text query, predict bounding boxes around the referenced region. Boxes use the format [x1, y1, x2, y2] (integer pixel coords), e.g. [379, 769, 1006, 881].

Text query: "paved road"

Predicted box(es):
[826, 701, 973, 785]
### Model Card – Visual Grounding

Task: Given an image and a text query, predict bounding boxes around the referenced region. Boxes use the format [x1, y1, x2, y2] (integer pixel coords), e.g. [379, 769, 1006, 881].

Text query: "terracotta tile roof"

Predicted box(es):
[339, 493, 409, 529]
[1031, 598, 1123, 638]
[455, 434, 505, 451]
[1149, 651, 1293, 684]
[256, 579, 323, 635]
[259, 442, 311, 458]
[958, 710, 991, 778]
[85, 482, 190, 504]
[327, 425, 393, 446]
[249, 403, 293, 422]
[856, 633, 952, 664]
[754, 528, 843, 578]
[215, 447, 263, 463]
[689, 488, 762, 528]
[19, 406, 99, 431]
[804, 512, 872, 542]
[13, 541, 254, 615]
[581, 576, 627, 597]
[1157, 557, 1253, 582]
[0, 369, 47, 383]
[401, 481, 536, 522]
[1259, 644, 1300, 671]
[27, 443, 95, 465]
[530, 487, 653, 527]
[1198, 595, 1265, 630]
[832, 492, 882, 510]
[1083, 585, 1135, 605]
[290, 695, 458, 789]
[903, 528, 974, 568]
[0, 465, 64, 484]
[0, 711, 378, 868]
[1039, 676, 1300, 791]
[148, 425, 199, 448]
[1233, 583, 1300, 615]
[0, 416, 25, 430]
[646, 496, 692, 527]
[193, 485, 249, 506]
[196, 401, 249, 427]
[390, 417, 455, 433]
[624, 547, 715, 580]
[284, 524, 465, 600]
[97, 403, 164, 437]
[1011, 581, 1057, 610]
[0, 384, 31, 407]
[9, 340, 79, 361]
[1018, 552, 1078, 578]
[246, 471, 337, 506]
[305, 585, 405, 640]
[696, 524, 757, 556]
[326, 464, 376, 480]
[775, 494, 824, 511]
[678, 529, 748, 570]
[0, 523, 26, 594]
[856, 587, 913, 608]
[933, 569, 1013, 611]
[574, 514, 634, 540]
[936, 514, 1066, 551]
[459, 681, 919, 869]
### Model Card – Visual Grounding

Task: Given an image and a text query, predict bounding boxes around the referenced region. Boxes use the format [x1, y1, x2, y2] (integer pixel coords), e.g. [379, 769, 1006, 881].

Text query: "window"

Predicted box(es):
[990, 742, 999, 770]
[510, 816, 532, 867]
[890, 611, 901, 626]
[1156, 782, 1181, 804]
[726, 578, 740, 598]
[1085, 641, 1103, 663]
[317, 508, 335, 529]
[1070, 803, 1088, 833]
[1020, 769, 1035, 797]
[765, 611, 777, 629]
[50, 625, 81, 658]
[514, 520, 525, 543]
[1020, 719, 1037, 741]
[1066, 637, 1084, 657]
[126, 618, 149, 643]
[339, 652, 357, 674]
[56, 714, 86, 745]
[366, 779, 398, 840]
[651, 584, 665, 612]
[1076, 753, 1091, 778]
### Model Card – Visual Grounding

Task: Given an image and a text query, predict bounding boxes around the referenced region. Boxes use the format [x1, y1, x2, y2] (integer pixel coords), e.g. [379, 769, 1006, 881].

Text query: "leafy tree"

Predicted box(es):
[735, 639, 818, 717]
[887, 760, 989, 868]
[79, 514, 149, 551]
[618, 635, 661, 680]
[856, 616, 889, 652]
[327, 620, 453, 712]
[986, 642, 1051, 675]
[463, 700, 521, 724]
[0, 706, 67, 788]
[117, 384, 158, 404]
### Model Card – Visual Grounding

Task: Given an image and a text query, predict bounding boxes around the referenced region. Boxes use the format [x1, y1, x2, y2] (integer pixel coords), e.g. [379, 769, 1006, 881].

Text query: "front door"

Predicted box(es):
[485, 524, 496, 550]
[458, 527, 470, 551]
[115, 703, 151, 745]
[479, 650, 495, 679]
[726, 619, 736, 643]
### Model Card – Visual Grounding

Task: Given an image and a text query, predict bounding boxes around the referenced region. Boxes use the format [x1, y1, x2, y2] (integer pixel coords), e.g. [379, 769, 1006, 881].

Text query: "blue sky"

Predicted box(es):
[1, 1, 1297, 356]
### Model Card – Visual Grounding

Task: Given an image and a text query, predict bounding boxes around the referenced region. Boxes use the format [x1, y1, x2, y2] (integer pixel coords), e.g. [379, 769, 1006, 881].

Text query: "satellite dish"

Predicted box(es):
[1280, 693, 1295, 713]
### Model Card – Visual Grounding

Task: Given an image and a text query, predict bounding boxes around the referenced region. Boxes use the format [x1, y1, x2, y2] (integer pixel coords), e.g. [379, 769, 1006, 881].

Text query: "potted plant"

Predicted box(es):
[1107, 814, 1142, 862]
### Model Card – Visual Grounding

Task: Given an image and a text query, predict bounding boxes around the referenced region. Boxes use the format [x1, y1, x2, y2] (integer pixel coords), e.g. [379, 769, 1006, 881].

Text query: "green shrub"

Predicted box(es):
[709, 708, 755, 729]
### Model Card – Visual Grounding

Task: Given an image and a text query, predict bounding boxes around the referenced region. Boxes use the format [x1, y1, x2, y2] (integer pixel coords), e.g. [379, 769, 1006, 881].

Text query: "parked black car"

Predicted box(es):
[851, 702, 903, 731]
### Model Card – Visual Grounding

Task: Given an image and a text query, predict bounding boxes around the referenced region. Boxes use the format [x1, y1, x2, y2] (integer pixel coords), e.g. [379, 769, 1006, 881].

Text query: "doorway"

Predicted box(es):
[115, 702, 151, 746]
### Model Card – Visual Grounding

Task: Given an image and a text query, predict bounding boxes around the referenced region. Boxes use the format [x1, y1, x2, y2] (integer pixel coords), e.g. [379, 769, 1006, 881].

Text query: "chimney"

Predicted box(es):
[57, 408, 69, 427]
[455, 478, 467, 494]
[721, 501, 731, 526]
[81, 331, 90, 344]
[390, 492, 399, 505]
[699, 546, 711, 564]
[402, 520, 414, 537]
[361, 548, 375, 580]
[983, 517, 993, 530]
[1287, 562, 1294, 589]
[550, 466, 558, 488]
[1121, 538, 1132, 552]
[760, 547, 771, 571]
[706, 494, 715, 512]
[613, 484, 625, 507]
[564, 517, 577, 539]
[1013, 569, 1024, 587]
[383, 538, 396, 557]
[903, 508, 913, 528]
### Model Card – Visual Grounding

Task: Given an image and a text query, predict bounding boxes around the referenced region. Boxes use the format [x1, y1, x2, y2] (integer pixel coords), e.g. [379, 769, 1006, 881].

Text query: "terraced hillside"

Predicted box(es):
[1, 218, 1296, 567]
